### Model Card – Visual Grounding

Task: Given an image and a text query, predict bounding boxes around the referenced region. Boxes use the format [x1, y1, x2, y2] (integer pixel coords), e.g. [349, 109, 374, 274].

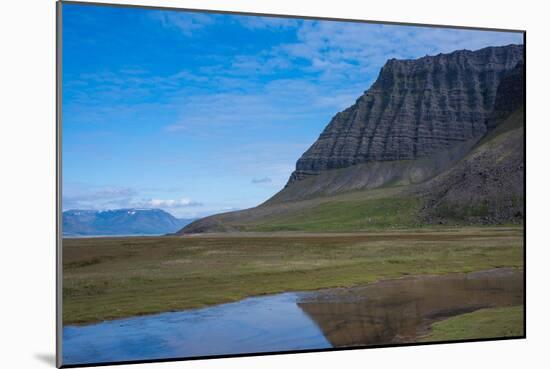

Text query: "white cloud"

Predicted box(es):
[238, 16, 300, 30]
[62, 184, 202, 215]
[251, 177, 272, 184]
[229, 54, 292, 75]
[273, 22, 523, 82]
[152, 11, 214, 36]
[63, 185, 137, 209]
[159, 20, 523, 135]
[139, 198, 202, 208]
[164, 78, 365, 134]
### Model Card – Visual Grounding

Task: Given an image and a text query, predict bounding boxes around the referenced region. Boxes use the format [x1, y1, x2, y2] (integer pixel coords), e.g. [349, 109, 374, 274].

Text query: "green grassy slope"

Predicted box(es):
[179, 186, 423, 233]
[251, 195, 421, 232]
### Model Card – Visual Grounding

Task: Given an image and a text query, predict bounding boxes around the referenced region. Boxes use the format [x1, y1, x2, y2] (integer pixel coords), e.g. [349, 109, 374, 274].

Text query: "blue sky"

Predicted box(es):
[62, 3, 523, 218]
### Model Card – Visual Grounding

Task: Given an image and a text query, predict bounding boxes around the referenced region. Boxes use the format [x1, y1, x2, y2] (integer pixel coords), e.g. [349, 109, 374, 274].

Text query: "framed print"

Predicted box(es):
[56, 1, 525, 367]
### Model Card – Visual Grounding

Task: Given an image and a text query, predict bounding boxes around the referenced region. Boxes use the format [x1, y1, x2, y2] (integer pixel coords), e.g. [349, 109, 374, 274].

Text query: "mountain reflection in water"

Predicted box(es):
[297, 268, 523, 347]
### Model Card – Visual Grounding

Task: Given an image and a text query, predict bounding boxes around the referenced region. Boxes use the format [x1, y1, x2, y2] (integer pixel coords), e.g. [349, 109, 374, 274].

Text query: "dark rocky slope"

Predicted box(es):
[415, 107, 524, 224]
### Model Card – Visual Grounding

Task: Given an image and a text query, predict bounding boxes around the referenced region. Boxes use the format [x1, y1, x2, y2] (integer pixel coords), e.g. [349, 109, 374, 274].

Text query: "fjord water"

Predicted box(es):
[63, 268, 523, 365]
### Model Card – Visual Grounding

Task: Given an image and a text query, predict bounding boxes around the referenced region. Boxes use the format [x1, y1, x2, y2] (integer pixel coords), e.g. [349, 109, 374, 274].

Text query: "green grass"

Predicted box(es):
[250, 196, 421, 232]
[184, 186, 429, 233]
[422, 305, 524, 341]
[63, 226, 523, 325]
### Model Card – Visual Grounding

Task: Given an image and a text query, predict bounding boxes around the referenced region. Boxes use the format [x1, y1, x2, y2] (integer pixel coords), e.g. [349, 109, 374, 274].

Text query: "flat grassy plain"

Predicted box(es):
[63, 226, 523, 325]
[422, 305, 524, 341]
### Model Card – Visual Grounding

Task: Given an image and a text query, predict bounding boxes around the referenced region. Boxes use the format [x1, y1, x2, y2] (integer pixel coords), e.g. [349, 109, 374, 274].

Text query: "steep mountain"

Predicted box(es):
[287, 44, 523, 187]
[179, 44, 524, 234]
[63, 208, 195, 236]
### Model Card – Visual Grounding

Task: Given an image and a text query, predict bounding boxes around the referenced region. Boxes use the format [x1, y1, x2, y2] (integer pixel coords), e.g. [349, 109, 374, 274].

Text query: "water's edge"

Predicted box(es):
[63, 268, 523, 365]
[65, 267, 523, 327]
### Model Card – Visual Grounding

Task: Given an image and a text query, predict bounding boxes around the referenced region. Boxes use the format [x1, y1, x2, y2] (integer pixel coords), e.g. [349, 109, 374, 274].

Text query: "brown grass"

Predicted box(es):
[63, 226, 524, 324]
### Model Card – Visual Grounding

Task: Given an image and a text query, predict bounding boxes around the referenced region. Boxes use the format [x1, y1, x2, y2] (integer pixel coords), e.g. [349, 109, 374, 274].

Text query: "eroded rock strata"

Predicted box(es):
[288, 44, 524, 185]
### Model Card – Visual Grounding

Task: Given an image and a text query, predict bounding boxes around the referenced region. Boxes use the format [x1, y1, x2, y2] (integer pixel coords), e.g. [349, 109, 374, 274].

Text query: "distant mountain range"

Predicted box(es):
[63, 208, 195, 237]
[180, 44, 524, 234]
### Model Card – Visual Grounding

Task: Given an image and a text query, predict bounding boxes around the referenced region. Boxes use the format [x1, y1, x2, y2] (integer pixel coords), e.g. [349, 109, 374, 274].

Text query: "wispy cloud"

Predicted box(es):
[137, 198, 202, 208]
[272, 22, 523, 82]
[151, 11, 214, 36]
[164, 79, 364, 134]
[162, 21, 522, 136]
[238, 16, 300, 31]
[151, 11, 300, 35]
[62, 184, 202, 215]
[251, 176, 272, 184]
[63, 186, 137, 208]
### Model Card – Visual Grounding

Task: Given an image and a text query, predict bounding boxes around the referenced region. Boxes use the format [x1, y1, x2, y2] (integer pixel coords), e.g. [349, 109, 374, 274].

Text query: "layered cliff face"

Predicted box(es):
[288, 44, 524, 185]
